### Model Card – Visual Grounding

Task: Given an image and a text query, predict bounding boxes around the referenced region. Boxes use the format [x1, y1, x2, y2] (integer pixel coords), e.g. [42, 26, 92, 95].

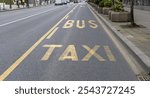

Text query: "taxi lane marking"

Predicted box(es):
[103, 46, 116, 62]
[82, 45, 106, 62]
[59, 45, 78, 61]
[41, 45, 62, 61]
[41, 45, 116, 62]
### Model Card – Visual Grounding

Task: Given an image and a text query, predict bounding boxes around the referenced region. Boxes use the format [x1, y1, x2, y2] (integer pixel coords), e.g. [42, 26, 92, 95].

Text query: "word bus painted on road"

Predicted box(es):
[63, 20, 98, 29]
[41, 45, 116, 62]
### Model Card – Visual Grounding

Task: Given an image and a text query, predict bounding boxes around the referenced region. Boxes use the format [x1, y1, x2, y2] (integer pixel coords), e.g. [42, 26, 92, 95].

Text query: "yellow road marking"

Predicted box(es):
[88, 20, 98, 28]
[41, 45, 62, 61]
[76, 20, 85, 29]
[104, 46, 116, 62]
[82, 45, 105, 62]
[59, 45, 78, 61]
[65, 15, 69, 19]
[63, 20, 74, 28]
[46, 27, 59, 39]
[0, 5, 78, 81]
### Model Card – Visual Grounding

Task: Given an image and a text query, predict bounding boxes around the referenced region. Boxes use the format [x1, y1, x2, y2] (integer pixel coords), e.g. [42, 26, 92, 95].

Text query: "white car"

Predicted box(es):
[55, 0, 63, 5]
[62, 0, 67, 4]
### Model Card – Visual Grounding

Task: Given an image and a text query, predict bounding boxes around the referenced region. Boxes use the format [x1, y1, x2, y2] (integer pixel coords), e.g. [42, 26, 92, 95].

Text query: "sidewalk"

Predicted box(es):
[108, 8, 150, 57]
[94, 6, 150, 58]
[89, 3, 150, 72]
[0, 4, 33, 12]
[0, 2, 51, 12]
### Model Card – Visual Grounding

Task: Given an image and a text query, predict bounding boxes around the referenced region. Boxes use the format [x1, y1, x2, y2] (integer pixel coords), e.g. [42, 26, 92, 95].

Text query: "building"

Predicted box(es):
[123, 0, 150, 11]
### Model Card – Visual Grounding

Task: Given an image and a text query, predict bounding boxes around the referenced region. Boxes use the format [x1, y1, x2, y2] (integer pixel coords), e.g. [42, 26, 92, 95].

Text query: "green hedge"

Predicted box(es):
[99, 0, 112, 7]
[112, 0, 124, 12]
[0, 0, 14, 4]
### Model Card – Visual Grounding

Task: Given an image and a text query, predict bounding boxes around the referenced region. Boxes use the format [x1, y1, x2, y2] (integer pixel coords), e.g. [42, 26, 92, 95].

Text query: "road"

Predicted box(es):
[0, 2, 138, 81]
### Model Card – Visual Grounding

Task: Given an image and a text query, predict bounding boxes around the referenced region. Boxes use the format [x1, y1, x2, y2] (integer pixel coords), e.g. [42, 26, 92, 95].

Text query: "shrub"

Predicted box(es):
[99, 0, 104, 7]
[112, 0, 124, 12]
[99, 0, 112, 7]
[104, 0, 112, 7]
[95, 0, 100, 5]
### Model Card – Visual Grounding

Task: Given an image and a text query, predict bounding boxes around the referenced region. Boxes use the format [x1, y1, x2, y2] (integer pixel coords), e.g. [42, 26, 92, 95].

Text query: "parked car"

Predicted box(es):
[55, 0, 67, 5]
[74, 0, 78, 3]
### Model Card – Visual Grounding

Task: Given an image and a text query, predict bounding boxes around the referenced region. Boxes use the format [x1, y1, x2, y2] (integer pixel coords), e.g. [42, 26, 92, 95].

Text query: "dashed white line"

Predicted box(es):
[0, 6, 63, 27]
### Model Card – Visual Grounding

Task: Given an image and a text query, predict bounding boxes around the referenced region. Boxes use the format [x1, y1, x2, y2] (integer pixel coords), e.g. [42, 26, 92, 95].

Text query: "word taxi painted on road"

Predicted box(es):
[41, 45, 116, 62]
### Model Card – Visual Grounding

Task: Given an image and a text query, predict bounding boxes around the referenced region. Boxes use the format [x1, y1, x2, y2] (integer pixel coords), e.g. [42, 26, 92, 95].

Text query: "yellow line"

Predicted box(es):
[46, 27, 59, 39]
[65, 15, 69, 19]
[0, 5, 78, 81]
[103, 46, 116, 62]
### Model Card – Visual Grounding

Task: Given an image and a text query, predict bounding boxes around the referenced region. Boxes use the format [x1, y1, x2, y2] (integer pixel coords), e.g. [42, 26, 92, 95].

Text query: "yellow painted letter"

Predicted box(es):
[82, 45, 105, 62]
[63, 20, 74, 28]
[88, 20, 98, 28]
[41, 45, 62, 61]
[103, 46, 116, 62]
[59, 45, 78, 61]
[76, 20, 85, 29]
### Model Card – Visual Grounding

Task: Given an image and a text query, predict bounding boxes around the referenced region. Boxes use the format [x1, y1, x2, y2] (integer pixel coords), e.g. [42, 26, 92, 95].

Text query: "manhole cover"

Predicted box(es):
[137, 72, 150, 81]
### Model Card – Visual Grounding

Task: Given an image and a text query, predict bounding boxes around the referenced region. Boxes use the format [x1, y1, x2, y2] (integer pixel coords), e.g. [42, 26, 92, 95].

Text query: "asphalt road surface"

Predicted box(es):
[0, 2, 138, 81]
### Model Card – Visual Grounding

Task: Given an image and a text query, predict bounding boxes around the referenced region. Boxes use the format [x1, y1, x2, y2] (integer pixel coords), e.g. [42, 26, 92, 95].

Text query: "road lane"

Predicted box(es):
[0, 4, 76, 79]
[0, 3, 138, 81]
[0, 5, 66, 26]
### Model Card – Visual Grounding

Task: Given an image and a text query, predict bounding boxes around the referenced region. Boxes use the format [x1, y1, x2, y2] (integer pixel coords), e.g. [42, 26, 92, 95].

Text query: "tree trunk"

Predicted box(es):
[130, 0, 136, 26]
[39, 0, 42, 5]
[112, 0, 114, 5]
[9, 0, 12, 9]
[26, 0, 29, 8]
[33, 0, 36, 6]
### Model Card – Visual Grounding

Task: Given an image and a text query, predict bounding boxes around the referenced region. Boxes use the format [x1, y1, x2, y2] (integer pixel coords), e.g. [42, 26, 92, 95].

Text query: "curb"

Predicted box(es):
[0, 8, 27, 12]
[88, 4, 150, 72]
[0, 5, 51, 12]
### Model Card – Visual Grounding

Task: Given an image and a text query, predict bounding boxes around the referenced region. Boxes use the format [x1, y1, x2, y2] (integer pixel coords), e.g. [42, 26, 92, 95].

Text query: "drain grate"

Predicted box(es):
[137, 72, 150, 81]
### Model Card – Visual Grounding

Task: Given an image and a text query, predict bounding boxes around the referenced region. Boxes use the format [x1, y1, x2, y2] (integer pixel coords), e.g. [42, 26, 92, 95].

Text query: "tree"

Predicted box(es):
[130, 0, 136, 26]
[39, 0, 42, 5]
[9, 0, 12, 9]
[16, 0, 20, 8]
[112, 0, 114, 5]
[26, 0, 29, 8]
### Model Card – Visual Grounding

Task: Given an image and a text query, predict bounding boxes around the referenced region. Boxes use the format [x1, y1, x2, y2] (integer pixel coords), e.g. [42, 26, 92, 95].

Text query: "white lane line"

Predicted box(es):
[0, 6, 64, 27]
